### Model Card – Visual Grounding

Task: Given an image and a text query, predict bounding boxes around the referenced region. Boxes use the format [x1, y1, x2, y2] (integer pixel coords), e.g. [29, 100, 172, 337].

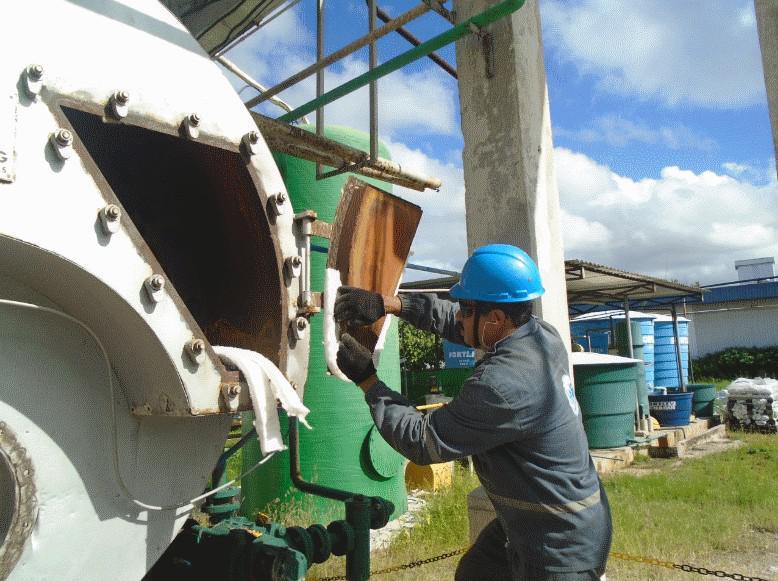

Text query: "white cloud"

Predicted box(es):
[223, 8, 459, 140]
[541, 0, 766, 108]
[555, 147, 778, 284]
[556, 115, 716, 151]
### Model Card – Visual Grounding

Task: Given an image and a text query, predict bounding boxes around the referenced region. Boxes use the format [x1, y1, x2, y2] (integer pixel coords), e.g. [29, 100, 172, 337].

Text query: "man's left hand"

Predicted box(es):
[337, 333, 377, 385]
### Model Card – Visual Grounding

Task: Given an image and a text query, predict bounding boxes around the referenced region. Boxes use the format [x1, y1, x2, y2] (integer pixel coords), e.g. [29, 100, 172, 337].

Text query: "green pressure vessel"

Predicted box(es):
[240, 126, 407, 523]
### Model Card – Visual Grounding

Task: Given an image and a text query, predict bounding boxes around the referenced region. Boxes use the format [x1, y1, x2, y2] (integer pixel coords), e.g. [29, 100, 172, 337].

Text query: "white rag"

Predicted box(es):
[214, 345, 311, 455]
[323, 268, 392, 380]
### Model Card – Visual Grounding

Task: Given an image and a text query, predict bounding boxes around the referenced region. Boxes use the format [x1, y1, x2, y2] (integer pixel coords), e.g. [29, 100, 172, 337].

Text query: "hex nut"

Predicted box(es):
[292, 317, 308, 340]
[284, 255, 303, 279]
[144, 274, 166, 303]
[54, 129, 73, 147]
[49, 129, 73, 160]
[99, 204, 122, 235]
[24, 64, 45, 99]
[186, 338, 206, 365]
[27, 64, 44, 81]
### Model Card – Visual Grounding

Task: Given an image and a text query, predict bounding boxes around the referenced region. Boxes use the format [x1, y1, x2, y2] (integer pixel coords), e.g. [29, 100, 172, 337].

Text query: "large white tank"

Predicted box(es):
[0, 2, 309, 579]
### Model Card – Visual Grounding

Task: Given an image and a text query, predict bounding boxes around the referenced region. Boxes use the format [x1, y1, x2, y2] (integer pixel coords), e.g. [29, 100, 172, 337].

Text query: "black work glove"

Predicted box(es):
[334, 286, 385, 327]
[336, 333, 377, 384]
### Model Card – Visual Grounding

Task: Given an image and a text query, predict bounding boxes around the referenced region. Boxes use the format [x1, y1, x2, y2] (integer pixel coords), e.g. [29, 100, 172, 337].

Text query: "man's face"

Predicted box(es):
[455, 300, 479, 348]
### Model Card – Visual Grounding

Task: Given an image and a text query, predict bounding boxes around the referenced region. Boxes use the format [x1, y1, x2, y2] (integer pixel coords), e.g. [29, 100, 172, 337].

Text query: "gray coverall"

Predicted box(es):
[364, 294, 612, 579]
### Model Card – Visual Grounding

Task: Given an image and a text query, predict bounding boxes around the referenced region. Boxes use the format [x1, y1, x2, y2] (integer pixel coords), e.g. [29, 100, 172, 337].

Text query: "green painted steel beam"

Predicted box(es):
[277, 0, 526, 123]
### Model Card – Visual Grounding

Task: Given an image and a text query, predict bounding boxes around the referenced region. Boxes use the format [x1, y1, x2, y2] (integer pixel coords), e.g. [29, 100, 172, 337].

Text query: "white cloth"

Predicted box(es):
[214, 346, 311, 455]
[323, 268, 350, 382]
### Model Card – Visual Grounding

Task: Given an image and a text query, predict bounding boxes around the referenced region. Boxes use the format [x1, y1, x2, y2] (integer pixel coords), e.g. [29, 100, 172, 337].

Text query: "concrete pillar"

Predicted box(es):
[756, 0, 778, 175]
[454, 0, 571, 351]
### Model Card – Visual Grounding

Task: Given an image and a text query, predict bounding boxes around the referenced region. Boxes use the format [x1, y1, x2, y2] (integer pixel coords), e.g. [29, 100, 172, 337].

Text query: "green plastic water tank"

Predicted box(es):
[615, 321, 649, 418]
[240, 125, 407, 523]
[573, 357, 638, 449]
[687, 383, 716, 418]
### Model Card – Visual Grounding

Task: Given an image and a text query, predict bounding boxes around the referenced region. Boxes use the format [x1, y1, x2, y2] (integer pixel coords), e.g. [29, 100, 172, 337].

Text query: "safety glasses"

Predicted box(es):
[458, 302, 476, 318]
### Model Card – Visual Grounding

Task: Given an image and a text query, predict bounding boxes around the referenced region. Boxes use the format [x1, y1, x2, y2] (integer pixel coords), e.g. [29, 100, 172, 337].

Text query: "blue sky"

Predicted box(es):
[223, 0, 777, 285]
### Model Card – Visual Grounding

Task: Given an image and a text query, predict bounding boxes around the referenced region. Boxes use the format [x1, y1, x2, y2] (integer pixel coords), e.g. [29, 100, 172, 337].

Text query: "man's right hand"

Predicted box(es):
[334, 286, 386, 327]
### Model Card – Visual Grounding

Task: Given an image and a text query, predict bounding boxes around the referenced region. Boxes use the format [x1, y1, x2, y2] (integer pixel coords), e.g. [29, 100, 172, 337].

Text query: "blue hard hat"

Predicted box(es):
[449, 244, 545, 303]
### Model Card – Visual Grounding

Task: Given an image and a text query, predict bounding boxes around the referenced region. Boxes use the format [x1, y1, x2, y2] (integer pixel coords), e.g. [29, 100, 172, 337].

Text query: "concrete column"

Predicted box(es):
[756, 0, 778, 175]
[454, 0, 571, 351]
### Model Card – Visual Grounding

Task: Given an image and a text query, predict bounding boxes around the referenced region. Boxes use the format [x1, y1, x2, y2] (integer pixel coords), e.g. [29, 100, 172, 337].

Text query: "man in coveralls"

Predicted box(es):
[335, 244, 612, 580]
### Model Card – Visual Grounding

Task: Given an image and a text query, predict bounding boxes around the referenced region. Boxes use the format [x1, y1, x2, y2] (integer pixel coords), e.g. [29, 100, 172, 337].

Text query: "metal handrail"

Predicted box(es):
[277, 0, 527, 123]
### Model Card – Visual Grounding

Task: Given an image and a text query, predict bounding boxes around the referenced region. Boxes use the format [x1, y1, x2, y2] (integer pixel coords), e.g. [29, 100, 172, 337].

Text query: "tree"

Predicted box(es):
[398, 320, 443, 371]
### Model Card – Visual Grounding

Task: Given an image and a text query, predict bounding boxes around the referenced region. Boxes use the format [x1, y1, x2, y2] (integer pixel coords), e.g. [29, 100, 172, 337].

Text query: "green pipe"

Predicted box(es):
[278, 0, 526, 123]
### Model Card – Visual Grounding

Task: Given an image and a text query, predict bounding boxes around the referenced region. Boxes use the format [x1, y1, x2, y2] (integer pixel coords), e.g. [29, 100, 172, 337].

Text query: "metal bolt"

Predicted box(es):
[186, 338, 206, 365]
[27, 64, 44, 81]
[188, 113, 201, 126]
[149, 274, 165, 291]
[248, 130, 260, 144]
[292, 256, 302, 267]
[114, 90, 130, 105]
[276, 192, 287, 204]
[297, 318, 307, 331]
[227, 384, 241, 397]
[54, 129, 73, 147]
[105, 205, 121, 221]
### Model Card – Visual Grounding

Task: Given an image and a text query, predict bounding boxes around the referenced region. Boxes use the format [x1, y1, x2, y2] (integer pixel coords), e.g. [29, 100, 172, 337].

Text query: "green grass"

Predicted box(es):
[693, 376, 732, 391]
[604, 432, 778, 579]
[309, 433, 778, 580]
[225, 427, 778, 580]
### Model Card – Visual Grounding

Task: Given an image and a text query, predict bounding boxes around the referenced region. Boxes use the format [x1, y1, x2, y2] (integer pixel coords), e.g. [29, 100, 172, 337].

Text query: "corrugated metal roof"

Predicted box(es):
[399, 260, 704, 306]
[564, 259, 703, 305]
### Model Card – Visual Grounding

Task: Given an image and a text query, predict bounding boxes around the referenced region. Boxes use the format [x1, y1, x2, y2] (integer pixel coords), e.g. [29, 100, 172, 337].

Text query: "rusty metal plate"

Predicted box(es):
[328, 177, 422, 350]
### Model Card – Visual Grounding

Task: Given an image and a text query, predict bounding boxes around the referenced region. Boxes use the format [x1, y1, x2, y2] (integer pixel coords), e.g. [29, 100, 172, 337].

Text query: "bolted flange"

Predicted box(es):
[109, 90, 130, 119]
[185, 338, 206, 365]
[143, 273, 166, 303]
[98, 204, 122, 235]
[23, 64, 44, 99]
[183, 113, 200, 139]
[49, 128, 73, 160]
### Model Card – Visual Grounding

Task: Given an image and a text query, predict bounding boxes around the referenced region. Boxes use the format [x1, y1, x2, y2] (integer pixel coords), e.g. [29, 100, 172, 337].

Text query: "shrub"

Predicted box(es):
[692, 345, 778, 379]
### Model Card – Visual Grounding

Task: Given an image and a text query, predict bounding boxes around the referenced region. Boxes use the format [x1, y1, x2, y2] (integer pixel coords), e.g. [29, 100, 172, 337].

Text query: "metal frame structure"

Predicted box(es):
[206, 0, 526, 191]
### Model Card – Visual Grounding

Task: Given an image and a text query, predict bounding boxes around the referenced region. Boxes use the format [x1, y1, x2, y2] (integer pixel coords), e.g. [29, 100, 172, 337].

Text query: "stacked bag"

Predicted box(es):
[722, 377, 778, 432]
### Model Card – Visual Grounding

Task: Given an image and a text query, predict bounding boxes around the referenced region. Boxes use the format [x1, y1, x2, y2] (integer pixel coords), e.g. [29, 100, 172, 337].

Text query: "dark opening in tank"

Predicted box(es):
[62, 106, 282, 362]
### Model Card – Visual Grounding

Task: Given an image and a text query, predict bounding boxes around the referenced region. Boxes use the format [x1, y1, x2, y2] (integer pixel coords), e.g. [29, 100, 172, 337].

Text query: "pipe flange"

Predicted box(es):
[285, 526, 314, 565]
[326, 520, 355, 557]
[0, 422, 37, 579]
[306, 524, 332, 564]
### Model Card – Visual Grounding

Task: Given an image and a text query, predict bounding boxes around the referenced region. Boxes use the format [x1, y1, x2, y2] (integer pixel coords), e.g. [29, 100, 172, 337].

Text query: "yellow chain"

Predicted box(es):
[610, 550, 676, 569]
